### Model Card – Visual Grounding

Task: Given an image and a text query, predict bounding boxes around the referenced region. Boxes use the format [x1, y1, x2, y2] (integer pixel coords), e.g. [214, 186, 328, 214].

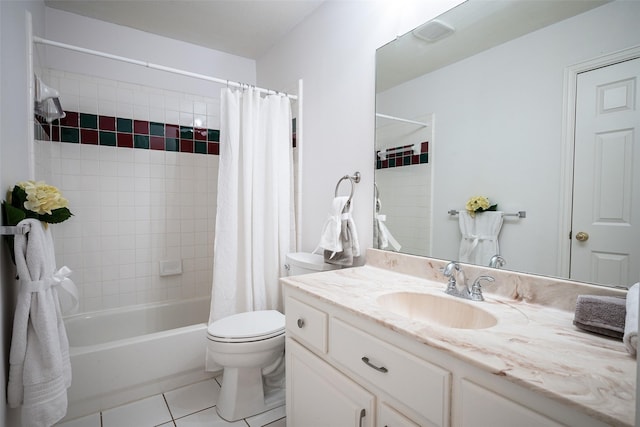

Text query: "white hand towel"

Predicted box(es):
[8, 219, 72, 427]
[375, 213, 401, 251]
[624, 282, 639, 357]
[323, 201, 360, 266]
[316, 196, 350, 254]
[458, 211, 504, 265]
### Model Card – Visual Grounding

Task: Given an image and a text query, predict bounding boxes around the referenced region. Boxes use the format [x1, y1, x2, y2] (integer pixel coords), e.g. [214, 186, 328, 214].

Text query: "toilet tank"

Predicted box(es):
[285, 252, 340, 276]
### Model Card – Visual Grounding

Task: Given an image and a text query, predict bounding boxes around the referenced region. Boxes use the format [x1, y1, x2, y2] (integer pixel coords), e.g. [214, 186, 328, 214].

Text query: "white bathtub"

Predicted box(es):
[62, 296, 216, 420]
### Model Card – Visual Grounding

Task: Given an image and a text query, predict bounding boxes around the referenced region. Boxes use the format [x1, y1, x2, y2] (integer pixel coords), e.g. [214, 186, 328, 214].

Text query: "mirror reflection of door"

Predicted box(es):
[571, 57, 640, 287]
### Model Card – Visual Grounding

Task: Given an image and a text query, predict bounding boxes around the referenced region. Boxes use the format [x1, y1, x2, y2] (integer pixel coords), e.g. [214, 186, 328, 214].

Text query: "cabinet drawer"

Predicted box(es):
[330, 318, 450, 427]
[379, 403, 420, 427]
[285, 296, 328, 353]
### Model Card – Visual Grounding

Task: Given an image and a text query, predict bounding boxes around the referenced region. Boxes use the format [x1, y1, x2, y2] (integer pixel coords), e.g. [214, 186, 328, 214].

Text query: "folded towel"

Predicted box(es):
[8, 219, 72, 426]
[316, 197, 350, 254]
[458, 210, 503, 265]
[573, 295, 626, 339]
[624, 283, 639, 356]
[374, 213, 401, 252]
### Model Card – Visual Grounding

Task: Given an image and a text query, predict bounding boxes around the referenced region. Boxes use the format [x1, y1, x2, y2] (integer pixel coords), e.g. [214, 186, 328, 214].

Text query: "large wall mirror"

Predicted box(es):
[374, 0, 640, 288]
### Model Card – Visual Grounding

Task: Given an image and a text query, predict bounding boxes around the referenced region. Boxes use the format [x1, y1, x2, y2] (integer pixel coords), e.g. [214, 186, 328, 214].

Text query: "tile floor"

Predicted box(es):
[56, 378, 286, 427]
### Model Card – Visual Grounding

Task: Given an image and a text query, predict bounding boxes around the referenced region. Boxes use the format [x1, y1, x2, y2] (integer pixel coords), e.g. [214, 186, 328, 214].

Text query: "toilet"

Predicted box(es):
[207, 252, 340, 421]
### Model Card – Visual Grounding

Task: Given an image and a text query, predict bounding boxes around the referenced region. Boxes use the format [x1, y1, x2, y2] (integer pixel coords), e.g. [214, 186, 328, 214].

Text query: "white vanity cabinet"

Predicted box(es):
[284, 285, 614, 427]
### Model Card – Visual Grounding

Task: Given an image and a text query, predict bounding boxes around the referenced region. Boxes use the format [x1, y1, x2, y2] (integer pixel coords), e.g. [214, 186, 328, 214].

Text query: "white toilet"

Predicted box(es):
[207, 252, 340, 421]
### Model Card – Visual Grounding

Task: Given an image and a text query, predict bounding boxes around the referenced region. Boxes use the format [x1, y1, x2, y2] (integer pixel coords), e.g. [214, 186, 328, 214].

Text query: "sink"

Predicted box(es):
[376, 291, 498, 330]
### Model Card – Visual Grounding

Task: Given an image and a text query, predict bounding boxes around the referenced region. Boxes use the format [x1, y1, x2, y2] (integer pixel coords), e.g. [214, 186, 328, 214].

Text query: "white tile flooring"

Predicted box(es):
[56, 378, 286, 427]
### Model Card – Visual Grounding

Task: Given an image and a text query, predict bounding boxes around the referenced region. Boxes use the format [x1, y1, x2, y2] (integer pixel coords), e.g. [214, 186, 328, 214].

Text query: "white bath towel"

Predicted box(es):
[8, 219, 73, 427]
[458, 211, 504, 266]
[624, 282, 639, 357]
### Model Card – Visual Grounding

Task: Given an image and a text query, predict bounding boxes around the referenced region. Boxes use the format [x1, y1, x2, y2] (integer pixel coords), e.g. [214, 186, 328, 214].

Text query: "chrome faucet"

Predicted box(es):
[442, 261, 470, 299]
[489, 254, 506, 269]
[442, 261, 494, 302]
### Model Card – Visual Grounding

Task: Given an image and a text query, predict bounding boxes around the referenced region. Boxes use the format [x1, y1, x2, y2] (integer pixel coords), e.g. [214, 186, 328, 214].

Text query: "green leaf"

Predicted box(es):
[38, 207, 73, 224]
[10, 185, 27, 209]
[2, 202, 26, 225]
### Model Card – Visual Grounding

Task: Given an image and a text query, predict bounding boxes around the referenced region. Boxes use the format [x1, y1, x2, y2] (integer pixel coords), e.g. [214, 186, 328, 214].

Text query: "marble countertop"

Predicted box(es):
[281, 250, 636, 426]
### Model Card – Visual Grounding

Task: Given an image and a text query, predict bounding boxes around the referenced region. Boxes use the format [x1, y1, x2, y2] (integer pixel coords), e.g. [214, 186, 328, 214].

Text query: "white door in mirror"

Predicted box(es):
[572, 57, 640, 287]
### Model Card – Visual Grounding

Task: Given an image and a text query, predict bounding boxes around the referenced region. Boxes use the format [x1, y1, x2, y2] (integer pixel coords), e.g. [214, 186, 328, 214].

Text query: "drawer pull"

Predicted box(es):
[297, 318, 305, 328]
[361, 356, 388, 373]
[359, 409, 366, 427]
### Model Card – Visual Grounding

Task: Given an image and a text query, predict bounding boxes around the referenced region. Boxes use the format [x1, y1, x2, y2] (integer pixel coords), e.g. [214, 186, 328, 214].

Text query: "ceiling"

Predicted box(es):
[44, 0, 325, 59]
[376, 0, 611, 92]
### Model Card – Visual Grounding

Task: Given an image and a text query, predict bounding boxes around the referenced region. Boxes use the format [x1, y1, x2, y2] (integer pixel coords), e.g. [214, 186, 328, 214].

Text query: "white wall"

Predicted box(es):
[257, 0, 464, 258]
[376, 1, 640, 276]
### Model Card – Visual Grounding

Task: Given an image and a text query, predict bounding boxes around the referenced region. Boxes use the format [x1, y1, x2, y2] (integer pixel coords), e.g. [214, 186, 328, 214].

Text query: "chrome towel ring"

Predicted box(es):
[334, 172, 361, 208]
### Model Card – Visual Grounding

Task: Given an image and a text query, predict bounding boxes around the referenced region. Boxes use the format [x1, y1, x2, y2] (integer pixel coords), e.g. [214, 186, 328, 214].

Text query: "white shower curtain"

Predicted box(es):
[208, 87, 296, 324]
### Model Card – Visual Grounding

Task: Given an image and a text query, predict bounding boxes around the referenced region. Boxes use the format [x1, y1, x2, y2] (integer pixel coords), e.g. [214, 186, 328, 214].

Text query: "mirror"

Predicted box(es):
[374, 0, 640, 287]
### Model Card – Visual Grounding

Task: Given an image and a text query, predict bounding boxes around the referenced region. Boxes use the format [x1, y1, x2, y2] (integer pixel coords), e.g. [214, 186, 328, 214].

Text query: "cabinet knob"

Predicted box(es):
[297, 318, 305, 328]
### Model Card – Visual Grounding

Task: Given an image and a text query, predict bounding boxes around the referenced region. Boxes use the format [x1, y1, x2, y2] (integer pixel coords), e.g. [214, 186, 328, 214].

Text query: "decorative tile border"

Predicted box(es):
[376, 141, 428, 169]
[38, 111, 221, 155]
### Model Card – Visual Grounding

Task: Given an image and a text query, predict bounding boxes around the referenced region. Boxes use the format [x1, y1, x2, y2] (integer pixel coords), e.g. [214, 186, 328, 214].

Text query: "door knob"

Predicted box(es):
[575, 231, 589, 242]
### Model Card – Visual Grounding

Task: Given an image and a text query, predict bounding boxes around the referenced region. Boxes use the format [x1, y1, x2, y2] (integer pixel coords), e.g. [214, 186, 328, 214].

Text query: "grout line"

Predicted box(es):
[161, 393, 176, 425]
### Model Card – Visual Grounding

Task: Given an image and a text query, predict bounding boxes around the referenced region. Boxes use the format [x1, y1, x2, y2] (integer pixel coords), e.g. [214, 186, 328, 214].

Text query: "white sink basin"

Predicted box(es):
[376, 291, 498, 330]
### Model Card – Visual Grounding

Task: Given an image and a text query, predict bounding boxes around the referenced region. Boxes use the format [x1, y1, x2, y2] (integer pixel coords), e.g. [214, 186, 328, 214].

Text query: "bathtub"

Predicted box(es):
[62, 296, 216, 420]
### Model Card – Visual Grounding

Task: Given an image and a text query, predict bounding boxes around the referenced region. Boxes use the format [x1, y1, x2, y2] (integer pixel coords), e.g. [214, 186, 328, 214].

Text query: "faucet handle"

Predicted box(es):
[470, 275, 495, 301]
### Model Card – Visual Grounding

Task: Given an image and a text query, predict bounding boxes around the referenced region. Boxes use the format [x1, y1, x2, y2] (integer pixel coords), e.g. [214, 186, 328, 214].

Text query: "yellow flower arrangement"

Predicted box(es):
[465, 196, 497, 217]
[3, 180, 72, 225]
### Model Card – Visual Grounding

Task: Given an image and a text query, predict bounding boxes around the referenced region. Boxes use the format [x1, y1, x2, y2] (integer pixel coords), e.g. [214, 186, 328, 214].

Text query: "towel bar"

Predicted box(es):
[448, 210, 526, 218]
[0, 225, 31, 235]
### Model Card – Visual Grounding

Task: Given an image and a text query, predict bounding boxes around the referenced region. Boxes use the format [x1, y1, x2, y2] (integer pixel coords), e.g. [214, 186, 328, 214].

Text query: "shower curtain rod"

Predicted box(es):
[376, 113, 428, 127]
[33, 36, 298, 100]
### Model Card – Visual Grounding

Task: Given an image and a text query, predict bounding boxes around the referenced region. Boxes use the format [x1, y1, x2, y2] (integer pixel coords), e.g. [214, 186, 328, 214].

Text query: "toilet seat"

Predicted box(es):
[207, 310, 285, 343]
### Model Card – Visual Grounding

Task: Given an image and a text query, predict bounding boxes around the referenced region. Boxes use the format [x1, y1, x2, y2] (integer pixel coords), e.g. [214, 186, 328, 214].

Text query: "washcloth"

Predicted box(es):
[573, 295, 626, 339]
[459, 210, 503, 265]
[8, 219, 73, 427]
[624, 283, 639, 356]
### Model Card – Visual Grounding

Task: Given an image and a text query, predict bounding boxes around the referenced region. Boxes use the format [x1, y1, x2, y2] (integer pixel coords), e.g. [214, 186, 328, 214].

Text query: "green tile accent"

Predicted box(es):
[150, 122, 165, 136]
[420, 153, 428, 163]
[165, 138, 179, 152]
[117, 118, 133, 133]
[99, 131, 117, 146]
[61, 127, 79, 143]
[389, 159, 396, 168]
[180, 126, 193, 139]
[195, 141, 207, 154]
[80, 113, 98, 129]
[207, 129, 220, 142]
[134, 135, 149, 149]
[403, 156, 411, 166]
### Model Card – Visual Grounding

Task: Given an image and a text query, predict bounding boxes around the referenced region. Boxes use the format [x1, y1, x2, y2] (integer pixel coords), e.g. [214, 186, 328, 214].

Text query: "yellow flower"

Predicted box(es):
[18, 180, 69, 215]
[465, 196, 491, 217]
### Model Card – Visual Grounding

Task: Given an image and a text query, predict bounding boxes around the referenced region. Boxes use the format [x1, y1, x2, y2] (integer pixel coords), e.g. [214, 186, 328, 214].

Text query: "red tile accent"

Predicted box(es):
[51, 126, 60, 142]
[208, 142, 219, 155]
[99, 116, 116, 131]
[80, 129, 99, 144]
[150, 136, 165, 151]
[134, 120, 149, 134]
[117, 133, 134, 148]
[412, 155, 420, 164]
[421, 141, 429, 153]
[60, 111, 78, 127]
[194, 128, 207, 141]
[180, 139, 193, 153]
[165, 124, 179, 138]
[381, 160, 388, 168]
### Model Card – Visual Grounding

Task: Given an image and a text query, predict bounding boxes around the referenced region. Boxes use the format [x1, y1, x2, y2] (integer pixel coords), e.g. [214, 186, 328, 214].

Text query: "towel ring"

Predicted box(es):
[334, 172, 361, 198]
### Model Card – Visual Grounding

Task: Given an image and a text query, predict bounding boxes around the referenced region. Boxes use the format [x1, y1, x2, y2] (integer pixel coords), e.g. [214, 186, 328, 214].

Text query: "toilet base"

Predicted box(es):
[216, 367, 285, 421]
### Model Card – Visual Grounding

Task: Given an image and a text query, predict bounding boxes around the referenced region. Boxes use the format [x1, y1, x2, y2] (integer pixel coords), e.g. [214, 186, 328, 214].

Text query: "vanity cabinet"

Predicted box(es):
[285, 286, 612, 427]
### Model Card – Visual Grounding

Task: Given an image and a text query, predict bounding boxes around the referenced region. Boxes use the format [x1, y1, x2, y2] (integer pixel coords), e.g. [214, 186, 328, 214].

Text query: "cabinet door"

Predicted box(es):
[287, 338, 375, 427]
[459, 379, 564, 427]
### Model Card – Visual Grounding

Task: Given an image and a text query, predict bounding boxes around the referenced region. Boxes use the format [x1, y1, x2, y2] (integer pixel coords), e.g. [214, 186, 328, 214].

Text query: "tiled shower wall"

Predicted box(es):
[35, 69, 219, 313]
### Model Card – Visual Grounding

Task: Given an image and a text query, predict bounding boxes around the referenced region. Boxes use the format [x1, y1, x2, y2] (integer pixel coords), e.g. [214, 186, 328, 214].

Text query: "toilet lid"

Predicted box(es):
[207, 310, 285, 342]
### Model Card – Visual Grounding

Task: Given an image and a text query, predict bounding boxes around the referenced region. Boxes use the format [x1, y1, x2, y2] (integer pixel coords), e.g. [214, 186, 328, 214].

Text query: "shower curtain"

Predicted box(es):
[208, 87, 296, 324]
